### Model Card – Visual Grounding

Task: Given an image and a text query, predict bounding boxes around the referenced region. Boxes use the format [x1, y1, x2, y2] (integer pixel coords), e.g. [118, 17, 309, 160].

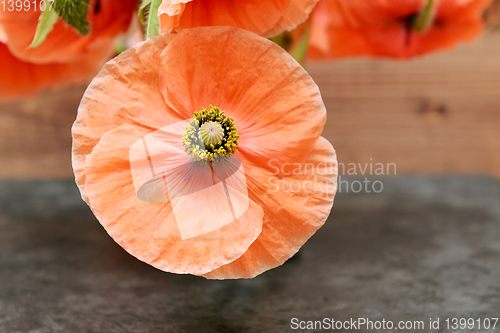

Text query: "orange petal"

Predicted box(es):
[0, 23, 6, 42]
[159, 26, 326, 170]
[158, 0, 319, 37]
[72, 35, 178, 204]
[262, 0, 319, 37]
[0, 41, 110, 101]
[84, 124, 264, 275]
[204, 136, 338, 279]
[0, 0, 135, 64]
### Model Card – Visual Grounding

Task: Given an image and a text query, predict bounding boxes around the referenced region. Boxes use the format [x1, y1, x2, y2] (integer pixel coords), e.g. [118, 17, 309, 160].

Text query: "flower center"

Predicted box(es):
[199, 121, 224, 146]
[182, 105, 239, 164]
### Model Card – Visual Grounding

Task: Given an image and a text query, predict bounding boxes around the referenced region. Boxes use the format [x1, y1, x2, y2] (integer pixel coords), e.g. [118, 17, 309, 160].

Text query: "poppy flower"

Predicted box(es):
[158, 0, 320, 37]
[0, 0, 136, 64]
[72, 26, 338, 279]
[308, 0, 493, 59]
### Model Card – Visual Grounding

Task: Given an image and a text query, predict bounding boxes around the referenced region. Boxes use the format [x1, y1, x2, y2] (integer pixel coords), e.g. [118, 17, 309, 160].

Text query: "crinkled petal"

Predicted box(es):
[204, 136, 337, 279]
[158, 0, 317, 37]
[72, 35, 177, 204]
[262, 0, 319, 37]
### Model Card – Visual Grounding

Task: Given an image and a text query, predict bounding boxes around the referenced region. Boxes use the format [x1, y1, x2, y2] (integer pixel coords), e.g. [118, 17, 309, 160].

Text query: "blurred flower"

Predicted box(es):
[0, 39, 111, 101]
[0, 0, 136, 100]
[308, 0, 493, 59]
[158, 0, 320, 37]
[0, 0, 136, 63]
[72, 26, 338, 279]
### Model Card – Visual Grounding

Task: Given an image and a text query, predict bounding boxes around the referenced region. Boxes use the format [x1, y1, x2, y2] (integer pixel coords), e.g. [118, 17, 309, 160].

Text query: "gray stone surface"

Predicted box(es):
[0, 176, 499, 333]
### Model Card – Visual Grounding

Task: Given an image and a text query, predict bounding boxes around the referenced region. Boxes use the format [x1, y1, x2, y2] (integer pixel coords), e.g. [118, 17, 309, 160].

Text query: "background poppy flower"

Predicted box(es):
[72, 26, 338, 279]
[0, 0, 136, 64]
[0, 38, 112, 101]
[0, 0, 137, 100]
[308, 0, 493, 59]
[158, 0, 320, 37]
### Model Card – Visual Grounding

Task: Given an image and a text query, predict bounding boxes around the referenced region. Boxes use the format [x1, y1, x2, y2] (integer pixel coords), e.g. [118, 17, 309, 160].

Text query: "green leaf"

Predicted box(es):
[53, 0, 91, 35]
[269, 33, 293, 51]
[29, 7, 59, 48]
[414, 0, 434, 32]
[138, 0, 152, 25]
[140, 0, 161, 39]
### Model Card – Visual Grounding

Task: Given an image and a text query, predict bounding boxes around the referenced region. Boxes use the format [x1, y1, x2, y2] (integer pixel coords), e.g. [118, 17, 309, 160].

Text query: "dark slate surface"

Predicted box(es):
[0, 176, 499, 333]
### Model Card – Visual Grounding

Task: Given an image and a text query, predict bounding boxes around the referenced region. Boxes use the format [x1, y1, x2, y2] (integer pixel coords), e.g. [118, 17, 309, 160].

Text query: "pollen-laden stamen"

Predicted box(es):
[182, 105, 239, 165]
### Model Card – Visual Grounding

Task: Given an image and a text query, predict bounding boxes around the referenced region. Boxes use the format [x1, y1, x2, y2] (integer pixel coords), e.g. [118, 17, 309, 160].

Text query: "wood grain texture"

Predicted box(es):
[0, 85, 85, 178]
[0, 30, 499, 179]
[306, 30, 500, 178]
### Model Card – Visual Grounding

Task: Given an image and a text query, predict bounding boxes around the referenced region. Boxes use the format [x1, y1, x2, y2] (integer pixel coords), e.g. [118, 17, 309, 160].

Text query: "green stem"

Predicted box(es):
[291, 26, 311, 64]
[414, 0, 435, 32]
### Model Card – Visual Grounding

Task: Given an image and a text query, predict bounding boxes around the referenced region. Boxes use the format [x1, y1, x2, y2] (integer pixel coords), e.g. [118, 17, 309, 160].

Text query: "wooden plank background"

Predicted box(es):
[308, 29, 500, 178]
[0, 18, 499, 179]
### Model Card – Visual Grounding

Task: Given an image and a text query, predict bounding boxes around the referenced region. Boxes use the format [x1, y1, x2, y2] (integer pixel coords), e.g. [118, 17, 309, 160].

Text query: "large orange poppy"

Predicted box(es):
[158, 0, 320, 37]
[72, 26, 338, 279]
[308, 0, 493, 59]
